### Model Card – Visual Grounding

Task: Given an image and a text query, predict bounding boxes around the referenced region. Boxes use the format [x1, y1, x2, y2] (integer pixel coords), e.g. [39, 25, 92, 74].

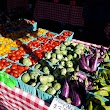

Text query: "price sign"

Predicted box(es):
[49, 98, 76, 110]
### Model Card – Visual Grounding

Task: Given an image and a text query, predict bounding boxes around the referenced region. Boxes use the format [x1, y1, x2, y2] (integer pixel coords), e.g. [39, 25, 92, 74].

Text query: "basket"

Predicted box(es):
[59, 30, 74, 41]
[36, 82, 61, 103]
[2, 64, 19, 87]
[18, 69, 40, 96]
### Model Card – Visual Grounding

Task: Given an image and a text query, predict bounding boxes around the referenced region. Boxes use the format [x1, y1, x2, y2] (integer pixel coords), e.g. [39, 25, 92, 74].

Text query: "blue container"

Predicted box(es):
[0, 54, 8, 59]
[60, 30, 74, 41]
[2, 65, 19, 87]
[36, 82, 60, 103]
[18, 69, 39, 96]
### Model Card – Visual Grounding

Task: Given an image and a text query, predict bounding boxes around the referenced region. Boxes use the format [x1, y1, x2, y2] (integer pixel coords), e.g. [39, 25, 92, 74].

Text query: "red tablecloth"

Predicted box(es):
[0, 82, 48, 110]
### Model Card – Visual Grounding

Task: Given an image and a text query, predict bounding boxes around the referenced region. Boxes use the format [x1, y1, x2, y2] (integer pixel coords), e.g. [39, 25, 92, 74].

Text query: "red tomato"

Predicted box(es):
[17, 66, 24, 71]
[6, 68, 11, 73]
[19, 46, 24, 51]
[11, 53, 16, 57]
[0, 65, 2, 70]
[2, 65, 6, 69]
[5, 62, 11, 66]
[16, 55, 22, 60]
[10, 72, 13, 76]
[11, 64, 18, 70]
[24, 66, 29, 71]
[32, 60, 36, 65]
[16, 51, 20, 55]
[28, 42, 33, 48]
[37, 53, 44, 59]
[8, 53, 12, 57]
[11, 50, 16, 54]
[1, 59, 6, 63]
[11, 56, 17, 61]
[18, 70, 22, 75]
[49, 40, 55, 44]
[0, 62, 4, 67]
[13, 72, 19, 78]
[54, 41, 60, 46]
[35, 50, 42, 54]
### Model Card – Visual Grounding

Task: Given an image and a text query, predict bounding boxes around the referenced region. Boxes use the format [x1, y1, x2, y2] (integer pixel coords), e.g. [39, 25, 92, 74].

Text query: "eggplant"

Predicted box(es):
[80, 54, 87, 65]
[89, 46, 95, 54]
[85, 55, 92, 67]
[61, 79, 69, 98]
[75, 71, 87, 81]
[97, 58, 104, 63]
[79, 58, 91, 72]
[70, 84, 81, 107]
[90, 49, 99, 72]
[101, 46, 107, 54]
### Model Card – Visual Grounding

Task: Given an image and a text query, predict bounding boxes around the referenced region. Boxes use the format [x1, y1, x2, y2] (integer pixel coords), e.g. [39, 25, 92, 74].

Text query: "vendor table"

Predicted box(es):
[0, 82, 48, 110]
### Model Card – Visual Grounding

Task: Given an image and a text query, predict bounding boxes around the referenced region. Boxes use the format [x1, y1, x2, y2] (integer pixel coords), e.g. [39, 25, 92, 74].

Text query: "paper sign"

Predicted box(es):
[49, 98, 76, 110]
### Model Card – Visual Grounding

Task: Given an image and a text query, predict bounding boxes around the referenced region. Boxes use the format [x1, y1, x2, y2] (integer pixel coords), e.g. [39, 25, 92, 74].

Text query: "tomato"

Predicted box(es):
[11, 56, 17, 61]
[11, 64, 18, 70]
[10, 72, 13, 76]
[24, 66, 29, 71]
[13, 72, 19, 78]
[11, 50, 16, 54]
[38, 36, 43, 41]
[49, 40, 55, 44]
[55, 41, 60, 46]
[48, 46, 53, 51]
[37, 53, 44, 59]
[28, 42, 33, 48]
[0, 62, 4, 67]
[16, 55, 22, 60]
[12, 53, 16, 57]
[32, 60, 36, 65]
[18, 70, 22, 75]
[2, 65, 6, 69]
[16, 51, 20, 55]
[19, 46, 24, 51]
[8, 53, 12, 57]
[6, 68, 11, 73]
[35, 50, 42, 54]
[1, 59, 6, 63]
[0, 65, 3, 70]
[17, 65, 24, 71]
[5, 62, 9, 66]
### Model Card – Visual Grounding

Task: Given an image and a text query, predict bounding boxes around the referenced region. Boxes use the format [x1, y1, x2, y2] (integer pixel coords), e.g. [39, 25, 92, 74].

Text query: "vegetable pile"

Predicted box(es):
[1, 20, 110, 109]
[21, 39, 110, 109]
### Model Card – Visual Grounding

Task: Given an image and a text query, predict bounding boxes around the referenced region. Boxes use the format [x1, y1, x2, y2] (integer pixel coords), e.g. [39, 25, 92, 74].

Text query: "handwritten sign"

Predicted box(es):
[49, 98, 77, 110]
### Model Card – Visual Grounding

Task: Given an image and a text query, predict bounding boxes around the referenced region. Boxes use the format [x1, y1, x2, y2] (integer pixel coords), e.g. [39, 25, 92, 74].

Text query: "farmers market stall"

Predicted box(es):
[0, 19, 110, 110]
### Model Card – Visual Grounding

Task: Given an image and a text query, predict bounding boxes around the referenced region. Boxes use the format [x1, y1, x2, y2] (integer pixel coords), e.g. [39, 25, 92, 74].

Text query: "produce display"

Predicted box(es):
[1, 19, 110, 110]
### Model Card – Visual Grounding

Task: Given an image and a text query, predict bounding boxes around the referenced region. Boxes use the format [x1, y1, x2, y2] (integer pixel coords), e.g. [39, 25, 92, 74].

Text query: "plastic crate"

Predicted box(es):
[36, 82, 61, 103]
[2, 62, 28, 87]
[18, 69, 40, 96]
[2, 65, 19, 87]
[60, 30, 74, 41]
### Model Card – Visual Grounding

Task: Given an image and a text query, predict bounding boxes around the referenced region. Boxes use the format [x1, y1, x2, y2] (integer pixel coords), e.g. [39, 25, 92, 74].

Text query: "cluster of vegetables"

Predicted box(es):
[37, 28, 48, 37]
[21, 39, 110, 109]
[21, 68, 61, 95]
[1, 20, 110, 109]
[0, 37, 19, 56]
